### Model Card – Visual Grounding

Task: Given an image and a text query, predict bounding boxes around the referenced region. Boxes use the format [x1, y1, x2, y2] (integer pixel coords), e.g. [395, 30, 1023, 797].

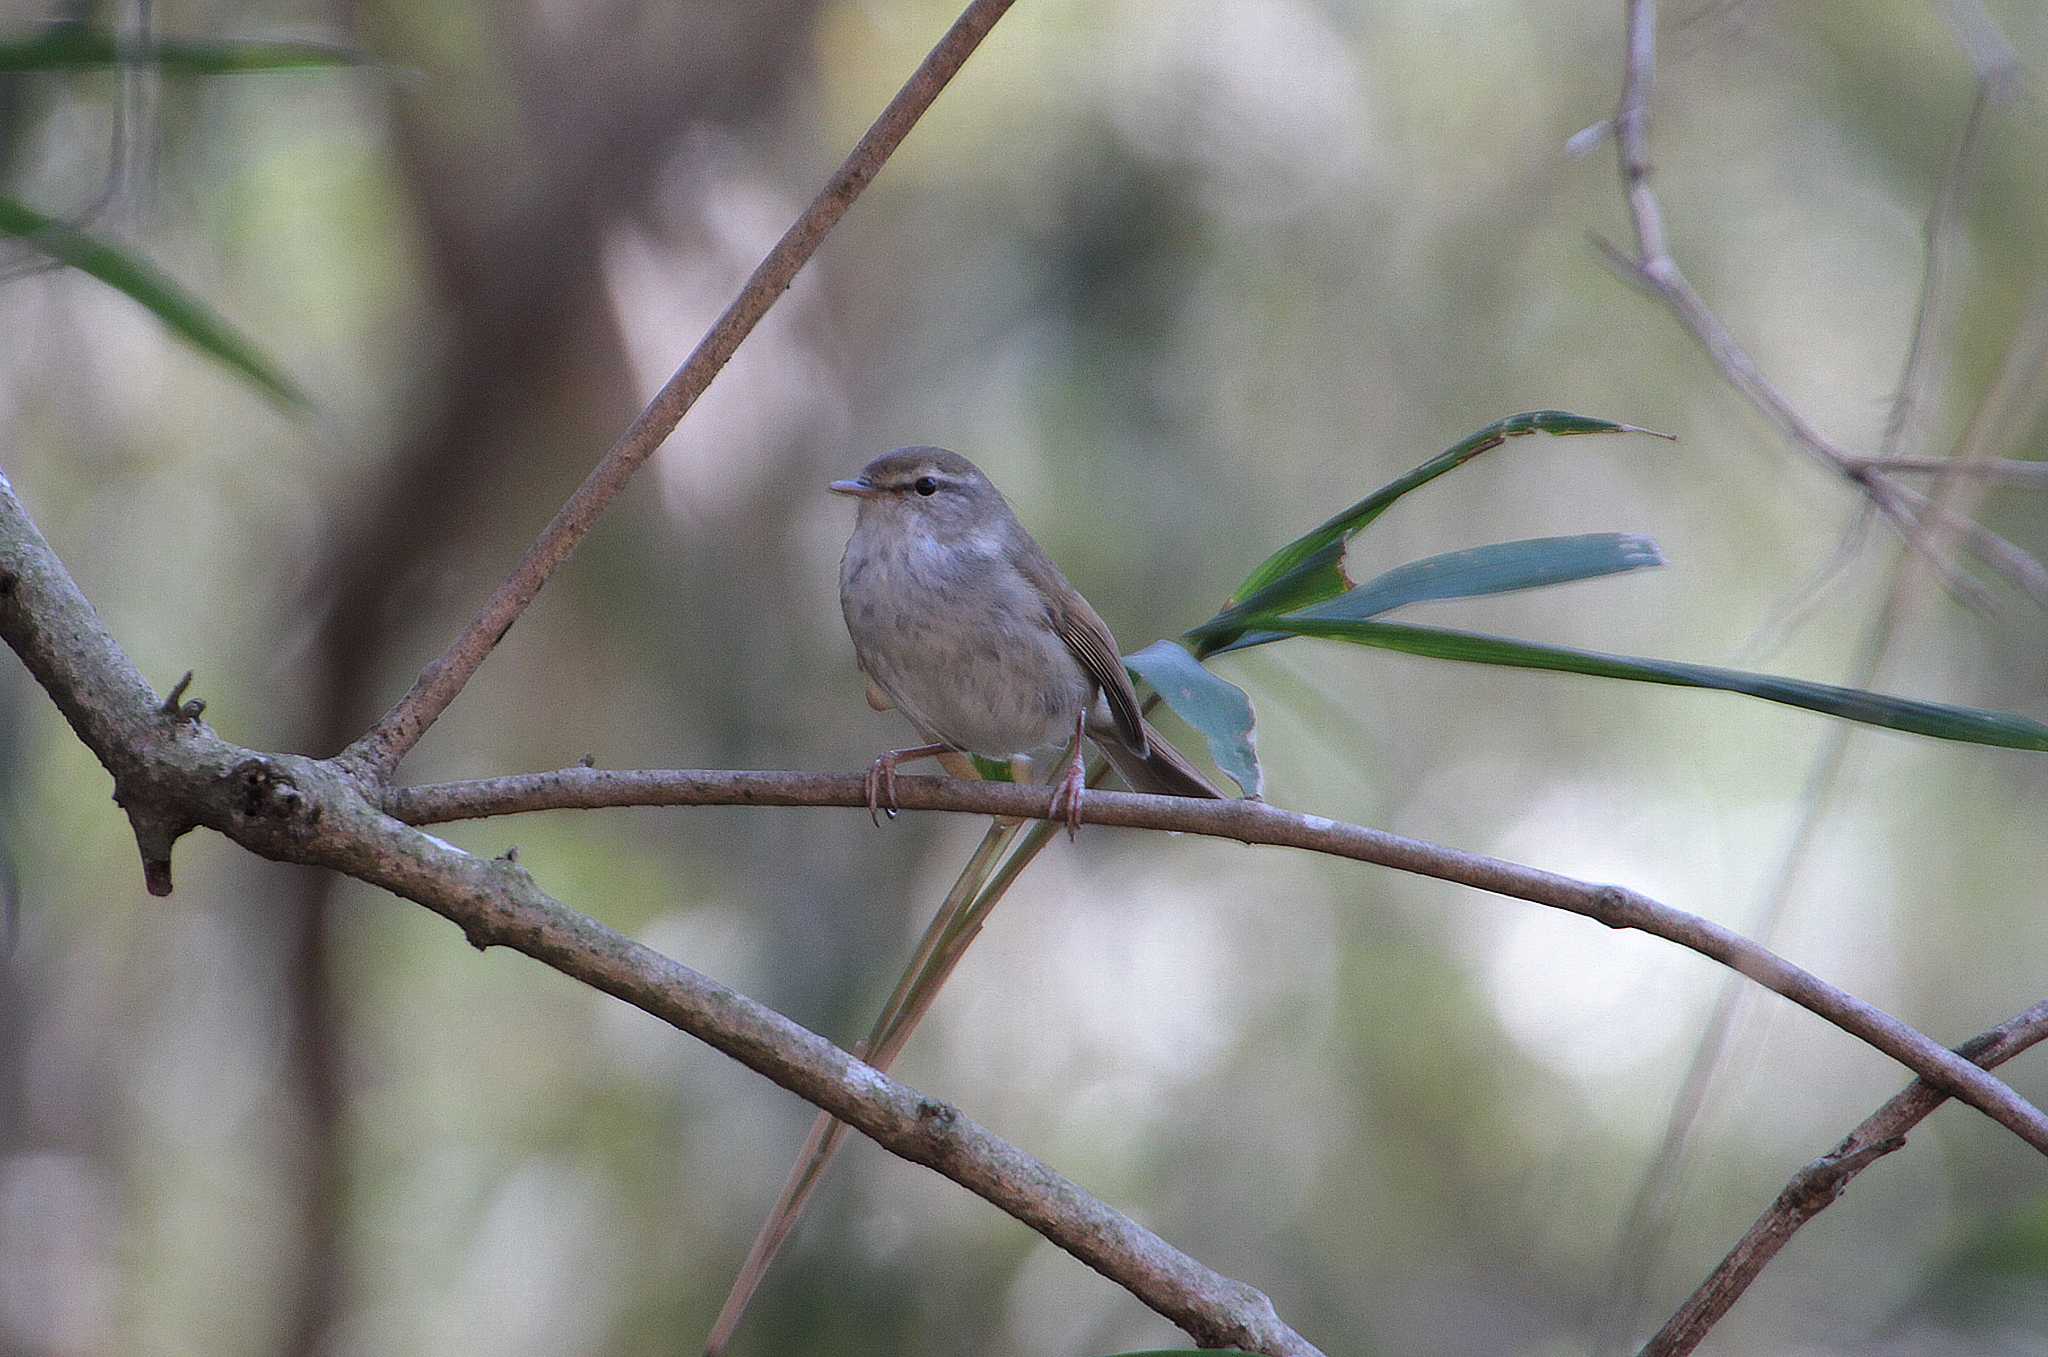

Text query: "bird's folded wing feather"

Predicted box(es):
[1050, 597, 1148, 753]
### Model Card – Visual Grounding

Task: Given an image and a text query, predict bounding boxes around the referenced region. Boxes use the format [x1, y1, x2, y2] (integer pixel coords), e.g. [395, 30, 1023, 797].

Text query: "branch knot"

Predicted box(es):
[1588, 883, 1645, 928]
[230, 758, 316, 831]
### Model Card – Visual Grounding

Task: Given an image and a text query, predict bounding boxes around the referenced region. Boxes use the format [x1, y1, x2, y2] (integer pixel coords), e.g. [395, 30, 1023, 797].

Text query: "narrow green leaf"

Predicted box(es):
[0, 195, 306, 408]
[1192, 411, 1670, 654]
[1230, 411, 1668, 604]
[1125, 640, 1262, 797]
[1211, 533, 1666, 655]
[0, 27, 373, 74]
[1250, 615, 2048, 750]
[1185, 537, 1347, 656]
[1328, 533, 1666, 619]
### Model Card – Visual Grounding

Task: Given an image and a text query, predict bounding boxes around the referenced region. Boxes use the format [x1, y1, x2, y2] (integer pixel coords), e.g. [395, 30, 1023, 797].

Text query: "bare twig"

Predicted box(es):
[160, 669, 194, 714]
[1846, 455, 2048, 484]
[1604, 0, 2048, 608]
[340, 0, 1021, 779]
[1877, 84, 1996, 464]
[1879, 476, 2048, 605]
[1934, 0, 2025, 91]
[381, 764, 2048, 1154]
[1882, 286, 2048, 643]
[1640, 999, 2048, 1357]
[274, 31, 816, 1347]
[360, 786, 1319, 1357]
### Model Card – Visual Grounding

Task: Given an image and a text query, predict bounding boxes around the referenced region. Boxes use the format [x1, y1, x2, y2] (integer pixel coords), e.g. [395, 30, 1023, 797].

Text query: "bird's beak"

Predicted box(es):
[829, 478, 881, 498]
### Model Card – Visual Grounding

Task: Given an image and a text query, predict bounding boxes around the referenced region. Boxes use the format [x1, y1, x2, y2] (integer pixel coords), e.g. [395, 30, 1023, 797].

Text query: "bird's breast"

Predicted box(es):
[840, 529, 1091, 757]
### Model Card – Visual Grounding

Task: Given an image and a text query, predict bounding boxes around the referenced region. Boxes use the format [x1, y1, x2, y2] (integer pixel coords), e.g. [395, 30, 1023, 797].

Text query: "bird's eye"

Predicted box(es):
[913, 476, 938, 497]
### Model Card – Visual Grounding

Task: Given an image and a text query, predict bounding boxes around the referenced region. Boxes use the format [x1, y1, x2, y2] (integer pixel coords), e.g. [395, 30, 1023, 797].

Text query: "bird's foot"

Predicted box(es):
[863, 756, 898, 826]
[1046, 751, 1087, 840]
[863, 743, 951, 826]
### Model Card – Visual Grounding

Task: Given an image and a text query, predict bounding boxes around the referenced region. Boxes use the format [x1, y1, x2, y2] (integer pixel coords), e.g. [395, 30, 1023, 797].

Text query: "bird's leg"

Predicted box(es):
[865, 743, 951, 825]
[1045, 707, 1089, 839]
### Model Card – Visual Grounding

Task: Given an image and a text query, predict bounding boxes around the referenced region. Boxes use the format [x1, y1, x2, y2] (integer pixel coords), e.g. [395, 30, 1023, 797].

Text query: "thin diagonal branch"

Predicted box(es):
[381, 765, 2048, 1156]
[1935, 0, 2025, 91]
[1878, 83, 1997, 462]
[1847, 456, 2048, 485]
[1640, 998, 2048, 1357]
[340, 0, 1020, 779]
[1878, 475, 2048, 604]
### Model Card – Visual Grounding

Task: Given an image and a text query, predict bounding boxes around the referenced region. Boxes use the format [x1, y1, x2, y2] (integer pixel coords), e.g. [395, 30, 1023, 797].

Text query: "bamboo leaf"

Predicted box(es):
[1249, 615, 2048, 750]
[1211, 533, 1665, 655]
[1191, 411, 1669, 652]
[1125, 640, 1262, 798]
[0, 195, 306, 408]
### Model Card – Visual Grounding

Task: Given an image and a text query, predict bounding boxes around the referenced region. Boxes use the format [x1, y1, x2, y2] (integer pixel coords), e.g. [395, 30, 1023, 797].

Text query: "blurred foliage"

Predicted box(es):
[0, 192, 305, 404]
[1, 2, 2046, 1357]
[0, 24, 371, 73]
[0, 23, 373, 403]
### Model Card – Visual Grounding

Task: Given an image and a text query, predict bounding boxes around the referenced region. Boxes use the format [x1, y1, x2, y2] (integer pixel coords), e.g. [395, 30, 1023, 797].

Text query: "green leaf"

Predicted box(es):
[967, 753, 1015, 783]
[1124, 640, 1262, 797]
[1191, 411, 1670, 653]
[0, 27, 373, 74]
[1186, 537, 1347, 657]
[1211, 532, 1665, 655]
[0, 195, 306, 408]
[1247, 616, 2048, 751]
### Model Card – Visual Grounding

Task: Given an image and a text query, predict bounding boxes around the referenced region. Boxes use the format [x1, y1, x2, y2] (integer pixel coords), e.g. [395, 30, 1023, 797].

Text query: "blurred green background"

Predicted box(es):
[3, 1, 2047, 1354]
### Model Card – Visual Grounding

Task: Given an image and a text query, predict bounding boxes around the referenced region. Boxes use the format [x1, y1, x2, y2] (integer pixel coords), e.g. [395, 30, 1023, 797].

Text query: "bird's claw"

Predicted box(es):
[861, 744, 954, 827]
[864, 756, 902, 827]
[1047, 756, 1086, 840]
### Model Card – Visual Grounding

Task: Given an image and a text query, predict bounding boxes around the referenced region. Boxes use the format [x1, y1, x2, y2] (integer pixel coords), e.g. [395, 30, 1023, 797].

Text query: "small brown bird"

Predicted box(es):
[832, 447, 1222, 833]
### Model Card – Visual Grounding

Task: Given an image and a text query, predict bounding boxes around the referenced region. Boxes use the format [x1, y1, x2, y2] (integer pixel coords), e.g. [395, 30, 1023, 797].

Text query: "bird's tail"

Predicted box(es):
[1095, 718, 1226, 799]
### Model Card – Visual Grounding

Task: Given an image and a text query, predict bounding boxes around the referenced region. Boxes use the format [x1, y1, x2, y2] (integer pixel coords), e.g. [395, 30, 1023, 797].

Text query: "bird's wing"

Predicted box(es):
[1050, 594, 1148, 754]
